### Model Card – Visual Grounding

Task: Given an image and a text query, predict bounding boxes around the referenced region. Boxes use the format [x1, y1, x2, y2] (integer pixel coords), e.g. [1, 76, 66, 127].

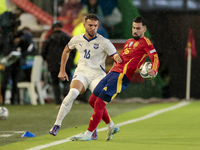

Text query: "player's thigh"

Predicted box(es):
[89, 77, 103, 93]
[70, 80, 85, 94]
[98, 72, 130, 102]
[71, 71, 89, 94]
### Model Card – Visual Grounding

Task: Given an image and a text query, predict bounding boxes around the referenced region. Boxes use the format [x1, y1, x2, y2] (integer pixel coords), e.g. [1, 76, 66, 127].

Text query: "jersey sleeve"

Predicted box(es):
[143, 37, 159, 74]
[67, 36, 76, 50]
[104, 40, 117, 56]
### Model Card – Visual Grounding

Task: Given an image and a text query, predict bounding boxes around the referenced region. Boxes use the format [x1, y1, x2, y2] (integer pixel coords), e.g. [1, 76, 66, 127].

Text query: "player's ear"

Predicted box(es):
[143, 26, 147, 32]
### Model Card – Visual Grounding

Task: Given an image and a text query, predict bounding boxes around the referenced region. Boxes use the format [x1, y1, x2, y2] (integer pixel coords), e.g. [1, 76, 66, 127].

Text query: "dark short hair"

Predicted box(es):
[51, 21, 62, 29]
[133, 17, 147, 26]
[85, 13, 99, 22]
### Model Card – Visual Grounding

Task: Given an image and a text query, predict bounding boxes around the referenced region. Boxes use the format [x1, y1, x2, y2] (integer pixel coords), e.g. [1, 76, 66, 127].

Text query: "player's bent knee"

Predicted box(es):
[63, 88, 80, 105]
[94, 97, 106, 109]
[88, 94, 97, 108]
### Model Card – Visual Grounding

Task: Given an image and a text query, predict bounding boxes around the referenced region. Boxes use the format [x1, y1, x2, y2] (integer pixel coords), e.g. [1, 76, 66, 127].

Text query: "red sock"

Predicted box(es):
[89, 94, 110, 124]
[88, 94, 96, 108]
[87, 97, 106, 132]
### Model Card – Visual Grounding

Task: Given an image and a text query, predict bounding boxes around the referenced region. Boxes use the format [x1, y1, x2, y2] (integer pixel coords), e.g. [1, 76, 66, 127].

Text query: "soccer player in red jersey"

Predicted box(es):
[70, 17, 160, 141]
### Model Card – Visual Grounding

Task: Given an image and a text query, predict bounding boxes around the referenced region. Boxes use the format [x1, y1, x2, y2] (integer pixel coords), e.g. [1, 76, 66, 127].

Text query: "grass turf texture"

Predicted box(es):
[0, 102, 147, 146]
[1, 101, 200, 150]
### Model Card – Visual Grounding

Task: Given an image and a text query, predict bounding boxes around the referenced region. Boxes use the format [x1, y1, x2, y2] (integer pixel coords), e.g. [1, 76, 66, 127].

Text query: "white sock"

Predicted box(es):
[54, 88, 80, 126]
[84, 130, 93, 137]
[107, 121, 114, 130]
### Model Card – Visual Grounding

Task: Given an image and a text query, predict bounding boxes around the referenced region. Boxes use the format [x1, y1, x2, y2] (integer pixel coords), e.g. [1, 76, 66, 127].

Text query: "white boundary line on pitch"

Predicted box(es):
[0, 131, 26, 137]
[27, 101, 190, 150]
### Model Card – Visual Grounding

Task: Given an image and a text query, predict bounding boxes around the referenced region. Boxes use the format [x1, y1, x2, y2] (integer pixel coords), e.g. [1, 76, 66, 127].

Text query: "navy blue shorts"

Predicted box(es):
[93, 72, 130, 103]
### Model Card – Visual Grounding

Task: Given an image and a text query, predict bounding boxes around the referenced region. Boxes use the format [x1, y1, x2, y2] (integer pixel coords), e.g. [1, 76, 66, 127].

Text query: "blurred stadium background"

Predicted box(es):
[0, 0, 200, 103]
[1, 0, 200, 148]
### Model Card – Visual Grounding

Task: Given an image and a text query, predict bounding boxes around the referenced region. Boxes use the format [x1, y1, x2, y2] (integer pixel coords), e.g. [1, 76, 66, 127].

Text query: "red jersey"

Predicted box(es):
[111, 36, 159, 81]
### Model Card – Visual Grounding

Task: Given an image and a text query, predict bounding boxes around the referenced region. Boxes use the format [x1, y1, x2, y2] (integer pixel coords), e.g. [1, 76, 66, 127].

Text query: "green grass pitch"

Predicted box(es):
[1, 100, 200, 150]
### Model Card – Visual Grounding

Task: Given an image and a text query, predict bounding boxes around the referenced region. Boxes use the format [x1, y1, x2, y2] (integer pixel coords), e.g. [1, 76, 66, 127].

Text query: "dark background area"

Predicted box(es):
[139, 10, 200, 99]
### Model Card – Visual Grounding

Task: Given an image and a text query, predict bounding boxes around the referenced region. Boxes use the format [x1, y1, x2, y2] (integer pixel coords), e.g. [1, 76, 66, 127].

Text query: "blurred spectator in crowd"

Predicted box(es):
[97, 16, 108, 39]
[0, 30, 21, 105]
[17, 27, 36, 82]
[42, 21, 75, 109]
[0, 11, 21, 105]
[83, 0, 104, 23]
[59, 0, 83, 17]
[72, 8, 88, 37]
[57, 0, 83, 34]
[99, 0, 122, 27]
[103, 6, 122, 27]
[0, 0, 7, 15]
[81, 0, 118, 16]
[0, 0, 18, 15]
[81, 0, 121, 36]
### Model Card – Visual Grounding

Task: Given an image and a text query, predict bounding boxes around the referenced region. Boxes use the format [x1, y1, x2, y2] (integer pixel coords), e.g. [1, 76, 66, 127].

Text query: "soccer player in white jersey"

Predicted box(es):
[49, 14, 122, 139]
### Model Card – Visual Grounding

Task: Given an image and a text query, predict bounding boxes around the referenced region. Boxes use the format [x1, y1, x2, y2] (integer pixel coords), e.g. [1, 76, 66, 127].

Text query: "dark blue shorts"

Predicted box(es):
[93, 72, 130, 103]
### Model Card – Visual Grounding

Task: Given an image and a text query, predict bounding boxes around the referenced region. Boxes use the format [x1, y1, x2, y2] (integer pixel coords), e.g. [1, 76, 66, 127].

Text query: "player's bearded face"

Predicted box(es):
[132, 22, 146, 40]
[85, 19, 98, 37]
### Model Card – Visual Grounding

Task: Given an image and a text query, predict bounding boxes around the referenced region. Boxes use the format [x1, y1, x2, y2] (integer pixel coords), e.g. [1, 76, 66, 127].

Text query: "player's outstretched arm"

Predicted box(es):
[113, 54, 122, 64]
[58, 45, 71, 81]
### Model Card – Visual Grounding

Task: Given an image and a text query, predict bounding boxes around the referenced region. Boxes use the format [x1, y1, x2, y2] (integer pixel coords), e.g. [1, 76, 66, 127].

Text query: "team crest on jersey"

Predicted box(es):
[133, 41, 139, 48]
[93, 44, 99, 49]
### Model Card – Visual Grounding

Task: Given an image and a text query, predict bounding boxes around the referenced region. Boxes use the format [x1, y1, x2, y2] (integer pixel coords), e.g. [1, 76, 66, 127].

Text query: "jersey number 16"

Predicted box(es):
[84, 49, 90, 59]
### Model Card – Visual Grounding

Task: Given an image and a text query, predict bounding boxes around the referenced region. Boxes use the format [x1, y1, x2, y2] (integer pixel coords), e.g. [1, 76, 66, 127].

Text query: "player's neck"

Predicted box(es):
[84, 33, 97, 40]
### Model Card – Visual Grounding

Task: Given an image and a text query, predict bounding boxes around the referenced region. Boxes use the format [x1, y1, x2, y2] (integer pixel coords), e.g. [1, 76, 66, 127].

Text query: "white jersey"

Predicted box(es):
[68, 33, 117, 73]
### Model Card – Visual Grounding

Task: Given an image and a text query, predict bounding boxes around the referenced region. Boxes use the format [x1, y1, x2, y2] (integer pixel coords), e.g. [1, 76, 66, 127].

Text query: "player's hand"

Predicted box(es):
[58, 71, 69, 81]
[148, 69, 155, 77]
[113, 54, 122, 64]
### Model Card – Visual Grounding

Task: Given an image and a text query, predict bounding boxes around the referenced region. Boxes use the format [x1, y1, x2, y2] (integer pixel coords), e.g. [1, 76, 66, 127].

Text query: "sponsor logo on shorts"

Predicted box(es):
[103, 87, 107, 91]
